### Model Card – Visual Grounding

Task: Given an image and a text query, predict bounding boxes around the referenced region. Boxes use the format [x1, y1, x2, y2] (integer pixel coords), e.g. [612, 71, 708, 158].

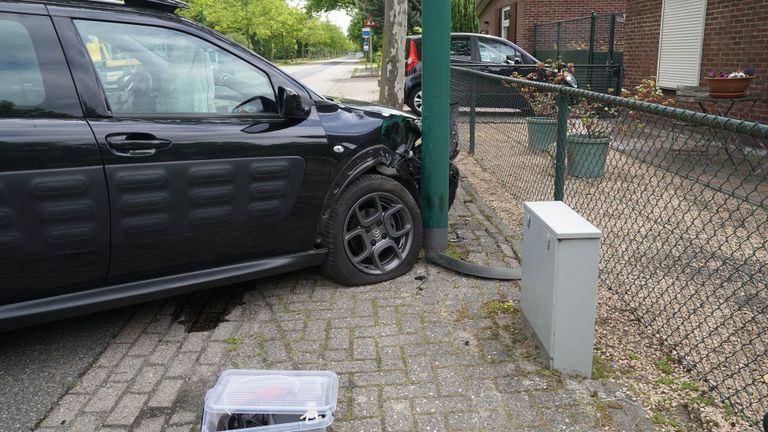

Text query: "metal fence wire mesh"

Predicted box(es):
[451, 66, 768, 426]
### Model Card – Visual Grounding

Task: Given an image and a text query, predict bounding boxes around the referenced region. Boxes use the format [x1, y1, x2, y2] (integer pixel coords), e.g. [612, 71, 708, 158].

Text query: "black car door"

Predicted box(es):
[54, 10, 330, 284]
[0, 5, 109, 304]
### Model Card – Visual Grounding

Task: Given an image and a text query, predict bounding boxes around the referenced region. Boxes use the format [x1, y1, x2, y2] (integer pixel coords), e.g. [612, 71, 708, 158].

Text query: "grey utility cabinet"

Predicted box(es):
[521, 201, 602, 377]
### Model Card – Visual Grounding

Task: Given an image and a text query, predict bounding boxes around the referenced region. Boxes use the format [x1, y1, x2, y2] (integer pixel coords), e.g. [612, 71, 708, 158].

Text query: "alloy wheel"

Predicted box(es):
[343, 192, 414, 275]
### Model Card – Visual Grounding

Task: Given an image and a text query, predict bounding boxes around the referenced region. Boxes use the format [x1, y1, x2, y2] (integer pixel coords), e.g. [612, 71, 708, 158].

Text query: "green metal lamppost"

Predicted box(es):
[420, 0, 519, 279]
[420, 0, 451, 253]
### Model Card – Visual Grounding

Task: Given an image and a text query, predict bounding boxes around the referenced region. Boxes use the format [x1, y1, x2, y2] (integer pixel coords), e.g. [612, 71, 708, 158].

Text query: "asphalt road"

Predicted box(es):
[280, 55, 362, 95]
[0, 307, 135, 431]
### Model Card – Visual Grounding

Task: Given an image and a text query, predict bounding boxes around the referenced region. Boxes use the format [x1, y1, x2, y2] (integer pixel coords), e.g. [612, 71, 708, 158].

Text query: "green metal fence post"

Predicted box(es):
[554, 92, 569, 201]
[421, 0, 451, 251]
[608, 13, 616, 64]
[556, 22, 561, 59]
[588, 12, 596, 88]
[533, 24, 538, 58]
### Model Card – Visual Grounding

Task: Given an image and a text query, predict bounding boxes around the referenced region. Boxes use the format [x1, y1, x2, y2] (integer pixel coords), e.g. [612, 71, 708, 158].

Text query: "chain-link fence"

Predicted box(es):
[451, 65, 768, 427]
[534, 13, 624, 92]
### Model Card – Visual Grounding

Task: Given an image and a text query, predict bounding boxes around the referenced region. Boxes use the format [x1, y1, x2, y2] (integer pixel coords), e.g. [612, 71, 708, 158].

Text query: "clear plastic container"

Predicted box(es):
[202, 370, 339, 432]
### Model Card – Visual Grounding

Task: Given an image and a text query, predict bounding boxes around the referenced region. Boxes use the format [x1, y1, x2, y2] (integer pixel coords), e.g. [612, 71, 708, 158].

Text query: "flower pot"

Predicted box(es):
[526, 117, 557, 151]
[566, 134, 610, 178]
[705, 77, 754, 98]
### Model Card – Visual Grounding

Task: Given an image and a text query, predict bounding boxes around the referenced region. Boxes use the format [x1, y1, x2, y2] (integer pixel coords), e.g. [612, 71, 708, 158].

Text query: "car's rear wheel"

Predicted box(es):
[323, 174, 422, 286]
[407, 86, 422, 116]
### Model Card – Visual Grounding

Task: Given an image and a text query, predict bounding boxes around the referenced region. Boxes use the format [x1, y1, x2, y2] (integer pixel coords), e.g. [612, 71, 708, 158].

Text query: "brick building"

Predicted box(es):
[623, 0, 767, 123]
[474, 0, 626, 53]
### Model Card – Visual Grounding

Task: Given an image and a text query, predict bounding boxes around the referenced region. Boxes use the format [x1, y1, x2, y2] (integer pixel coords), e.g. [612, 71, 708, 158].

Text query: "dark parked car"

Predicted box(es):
[404, 33, 576, 115]
[0, 0, 459, 330]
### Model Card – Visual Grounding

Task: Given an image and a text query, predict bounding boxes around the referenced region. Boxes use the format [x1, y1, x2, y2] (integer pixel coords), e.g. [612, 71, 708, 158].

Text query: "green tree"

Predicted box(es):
[180, 0, 349, 61]
[451, 0, 478, 33]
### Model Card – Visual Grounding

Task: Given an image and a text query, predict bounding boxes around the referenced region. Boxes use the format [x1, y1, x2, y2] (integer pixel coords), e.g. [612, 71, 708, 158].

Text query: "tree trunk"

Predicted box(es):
[379, 0, 407, 108]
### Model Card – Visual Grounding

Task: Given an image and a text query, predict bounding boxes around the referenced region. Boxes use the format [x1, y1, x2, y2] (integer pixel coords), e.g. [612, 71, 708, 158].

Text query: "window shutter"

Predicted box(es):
[495, 7, 501, 37]
[657, 0, 707, 89]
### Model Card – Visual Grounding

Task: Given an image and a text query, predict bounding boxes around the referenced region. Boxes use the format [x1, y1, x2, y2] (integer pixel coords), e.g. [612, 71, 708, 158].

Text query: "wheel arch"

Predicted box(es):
[316, 146, 419, 245]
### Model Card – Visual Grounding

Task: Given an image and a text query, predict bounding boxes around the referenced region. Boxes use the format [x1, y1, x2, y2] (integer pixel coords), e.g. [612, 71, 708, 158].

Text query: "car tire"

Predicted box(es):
[407, 86, 422, 116]
[323, 174, 422, 286]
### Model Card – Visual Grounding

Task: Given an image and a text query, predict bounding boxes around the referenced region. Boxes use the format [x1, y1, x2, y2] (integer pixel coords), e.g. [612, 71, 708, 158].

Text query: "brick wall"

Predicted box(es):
[516, 0, 625, 52]
[623, 0, 767, 124]
[477, 0, 625, 52]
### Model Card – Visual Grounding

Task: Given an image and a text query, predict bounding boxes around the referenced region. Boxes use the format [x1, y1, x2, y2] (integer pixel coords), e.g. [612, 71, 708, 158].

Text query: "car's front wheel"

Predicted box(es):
[323, 174, 422, 286]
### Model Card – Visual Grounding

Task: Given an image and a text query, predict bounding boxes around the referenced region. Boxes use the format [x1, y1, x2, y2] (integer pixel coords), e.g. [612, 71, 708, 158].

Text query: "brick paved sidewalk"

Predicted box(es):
[36, 182, 654, 432]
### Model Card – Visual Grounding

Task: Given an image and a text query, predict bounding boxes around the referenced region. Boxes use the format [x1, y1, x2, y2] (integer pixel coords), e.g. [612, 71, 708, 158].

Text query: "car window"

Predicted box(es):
[0, 13, 82, 118]
[477, 39, 523, 64]
[450, 37, 472, 61]
[75, 20, 277, 115]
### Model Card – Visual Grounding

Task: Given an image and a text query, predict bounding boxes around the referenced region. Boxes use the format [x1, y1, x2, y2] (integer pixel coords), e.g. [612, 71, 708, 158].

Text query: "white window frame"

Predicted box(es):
[656, 0, 708, 89]
[501, 6, 510, 40]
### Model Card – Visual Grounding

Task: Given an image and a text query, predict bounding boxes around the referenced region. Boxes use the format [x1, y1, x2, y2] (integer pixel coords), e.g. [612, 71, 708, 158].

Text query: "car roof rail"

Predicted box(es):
[122, 0, 189, 13]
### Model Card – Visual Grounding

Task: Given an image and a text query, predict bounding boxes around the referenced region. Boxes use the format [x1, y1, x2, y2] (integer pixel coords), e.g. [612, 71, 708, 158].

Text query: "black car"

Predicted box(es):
[0, 0, 459, 330]
[404, 33, 576, 115]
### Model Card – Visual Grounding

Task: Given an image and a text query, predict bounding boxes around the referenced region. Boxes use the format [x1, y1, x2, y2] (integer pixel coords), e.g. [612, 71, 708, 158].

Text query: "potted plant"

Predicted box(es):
[566, 78, 674, 178]
[511, 61, 574, 151]
[566, 96, 614, 178]
[705, 67, 756, 98]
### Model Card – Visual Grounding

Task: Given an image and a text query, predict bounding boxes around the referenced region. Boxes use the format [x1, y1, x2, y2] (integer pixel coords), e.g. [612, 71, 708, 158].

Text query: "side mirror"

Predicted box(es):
[278, 87, 310, 119]
[506, 54, 523, 65]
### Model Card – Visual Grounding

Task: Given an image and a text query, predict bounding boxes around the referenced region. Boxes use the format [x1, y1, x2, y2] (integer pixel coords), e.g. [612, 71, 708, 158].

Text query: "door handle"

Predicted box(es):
[106, 133, 172, 156]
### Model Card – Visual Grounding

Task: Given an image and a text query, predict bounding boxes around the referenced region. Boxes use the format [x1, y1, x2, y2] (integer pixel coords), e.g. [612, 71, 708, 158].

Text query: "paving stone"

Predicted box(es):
[180, 332, 210, 353]
[353, 370, 408, 387]
[331, 316, 376, 328]
[352, 386, 380, 418]
[404, 356, 436, 383]
[326, 360, 378, 373]
[84, 382, 128, 412]
[105, 393, 148, 426]
[381, 383, 438, 400]
[131, 365, 165, 393]
[148, 379, 183, 408]
[263, 340, 288, 362]
[70, 413, 101, 432]
[109, 356, 144, 383]
[114, 320, 148, 344]
[135, 416, 167, 430]
[355, 325, 399, 338]
[72, 367, 110, 394]
[504, 393, 542, 427]
[163, 425, 195, 432]
[332, 418, 382, 432]
[149, 341, 180, 365]
[379, 345, 405, 370]
[144, 315, 173, 334]
[127, 334, 160, 357]
[383, 400, 414, 431]
[94, 343, 130, 368]
[210, 321, 239, 341]
[166, 351, 199, 377]
[416, 414, 448, 432]
[40, 394, 90, 428]
[412, 397, 474, 415]
[162, 323, 188, 342]
[434, 367, 469, 396]
[169, 410, 197, 425]
[353, 337, 376, 360]
[199, 343, 228, 365]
